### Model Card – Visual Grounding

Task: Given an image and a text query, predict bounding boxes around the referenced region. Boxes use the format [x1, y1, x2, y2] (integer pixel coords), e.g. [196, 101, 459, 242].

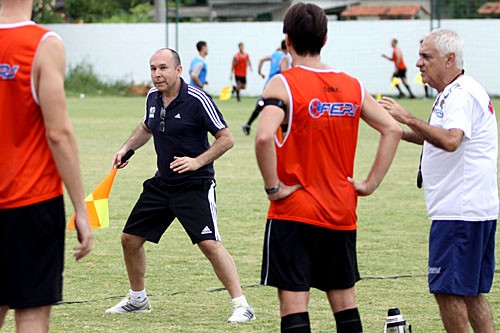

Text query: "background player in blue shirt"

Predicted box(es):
[242, 40, 290, 136]
[189, 41, 208, 89]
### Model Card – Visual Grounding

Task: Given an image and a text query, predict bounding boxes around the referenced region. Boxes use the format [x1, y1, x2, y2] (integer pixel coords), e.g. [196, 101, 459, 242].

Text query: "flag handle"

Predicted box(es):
[117, 149, 135, 167]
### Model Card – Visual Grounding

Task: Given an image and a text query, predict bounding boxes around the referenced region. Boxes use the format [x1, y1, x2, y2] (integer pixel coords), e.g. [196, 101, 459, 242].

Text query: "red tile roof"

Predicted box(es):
[342, 4, 431, 19]
[477, 2, 500, 14]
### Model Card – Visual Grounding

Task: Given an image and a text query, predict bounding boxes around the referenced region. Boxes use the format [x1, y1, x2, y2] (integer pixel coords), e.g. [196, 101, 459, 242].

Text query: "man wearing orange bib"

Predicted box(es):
[230, 42, 252, 102]
[0, 0, 92, 331]
[382, 38, 416, 99]
[255, 3, 401, 332]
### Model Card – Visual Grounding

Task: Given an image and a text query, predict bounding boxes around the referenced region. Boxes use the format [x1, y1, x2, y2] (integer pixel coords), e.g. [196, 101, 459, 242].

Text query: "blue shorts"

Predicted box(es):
[428, 220, 496, 296]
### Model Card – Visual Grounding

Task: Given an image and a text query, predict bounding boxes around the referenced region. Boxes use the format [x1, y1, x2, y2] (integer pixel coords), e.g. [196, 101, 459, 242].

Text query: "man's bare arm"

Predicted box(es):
[112, 123, 152, 168]
[36, 36, 92, 260]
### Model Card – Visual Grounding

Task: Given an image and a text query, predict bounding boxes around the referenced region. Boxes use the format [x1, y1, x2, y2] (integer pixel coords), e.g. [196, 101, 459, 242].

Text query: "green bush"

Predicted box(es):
[103, 3, 155, 23]
[65, 60, 132, 96]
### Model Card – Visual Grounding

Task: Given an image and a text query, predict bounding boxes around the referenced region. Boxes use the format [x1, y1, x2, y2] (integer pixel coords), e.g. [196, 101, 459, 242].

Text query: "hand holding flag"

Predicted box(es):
[68, 149, 135, 230]
[116, 149, 135, 168]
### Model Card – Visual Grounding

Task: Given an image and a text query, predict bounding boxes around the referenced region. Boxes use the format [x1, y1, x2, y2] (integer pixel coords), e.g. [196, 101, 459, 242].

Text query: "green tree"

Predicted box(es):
[442, 0, 491, 18]
[63, 0, 151, 23]
[103, 3, 155, 23]
[32, 0, 65, 23]
[65, 0, 119, 23]
[31, 0, 206, 23]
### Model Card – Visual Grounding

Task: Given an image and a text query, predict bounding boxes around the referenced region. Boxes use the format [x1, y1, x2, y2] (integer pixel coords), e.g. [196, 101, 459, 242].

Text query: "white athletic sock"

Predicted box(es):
[232, 295, 248, 307]
[129, 289, 147, 303]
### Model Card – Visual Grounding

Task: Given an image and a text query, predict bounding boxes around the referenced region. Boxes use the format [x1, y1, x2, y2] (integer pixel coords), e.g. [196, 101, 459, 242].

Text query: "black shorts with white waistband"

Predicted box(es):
[0, 196, 65, 309]
[123, 177, 221, 244]
[261, 219, 360, 292]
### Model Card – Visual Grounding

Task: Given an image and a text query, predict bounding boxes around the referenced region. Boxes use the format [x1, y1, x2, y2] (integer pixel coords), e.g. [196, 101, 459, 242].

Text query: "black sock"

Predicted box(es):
[246, 108, 260, 126]
[281, 312, 311, 333]
[334, 308, 363, 333]
[405, 84, 415, 97]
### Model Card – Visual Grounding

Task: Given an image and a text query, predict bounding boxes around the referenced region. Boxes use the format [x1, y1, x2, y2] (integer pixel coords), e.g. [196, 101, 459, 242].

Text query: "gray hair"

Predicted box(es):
[426, 28, 464, 69]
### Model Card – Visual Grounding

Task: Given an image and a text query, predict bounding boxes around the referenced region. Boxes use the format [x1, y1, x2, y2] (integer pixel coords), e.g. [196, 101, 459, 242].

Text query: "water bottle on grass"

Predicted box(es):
[384, 308, 411, 333]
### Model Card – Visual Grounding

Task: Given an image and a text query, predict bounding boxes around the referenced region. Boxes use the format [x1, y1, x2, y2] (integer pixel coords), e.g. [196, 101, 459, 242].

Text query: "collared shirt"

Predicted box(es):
[422, 75, 499, 221]
[143, 79, 227, 184]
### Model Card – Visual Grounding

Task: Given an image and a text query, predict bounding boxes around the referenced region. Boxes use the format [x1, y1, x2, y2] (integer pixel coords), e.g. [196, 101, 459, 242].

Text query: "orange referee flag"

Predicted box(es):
[68, 168, 117, 231]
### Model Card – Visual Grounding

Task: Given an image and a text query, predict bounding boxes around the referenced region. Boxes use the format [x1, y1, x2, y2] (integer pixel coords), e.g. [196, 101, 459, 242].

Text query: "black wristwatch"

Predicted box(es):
[265, 183, 280, 195]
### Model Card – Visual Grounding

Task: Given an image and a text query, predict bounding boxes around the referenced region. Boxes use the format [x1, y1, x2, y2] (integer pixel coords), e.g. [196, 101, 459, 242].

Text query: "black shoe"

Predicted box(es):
[398, 93, 405, 98]
[409, 94, 416, 99]
[242, 125, 251, 136]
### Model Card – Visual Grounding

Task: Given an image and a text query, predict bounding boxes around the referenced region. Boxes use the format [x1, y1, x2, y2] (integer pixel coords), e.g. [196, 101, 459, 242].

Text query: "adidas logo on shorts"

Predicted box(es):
[201, 226, 213, 235]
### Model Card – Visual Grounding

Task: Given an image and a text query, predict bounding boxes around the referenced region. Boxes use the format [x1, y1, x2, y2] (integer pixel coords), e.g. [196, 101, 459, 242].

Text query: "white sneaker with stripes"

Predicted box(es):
[105, 295, 152, 314]
[227, 303, 256, 323]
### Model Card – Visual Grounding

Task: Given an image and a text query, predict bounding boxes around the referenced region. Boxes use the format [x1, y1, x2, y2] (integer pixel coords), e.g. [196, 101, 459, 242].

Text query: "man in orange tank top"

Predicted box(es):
[382, 38, 416, 98]
[230, 42, 252, 102]
[0, 0, 92, 331]
[255, 3, 401, 332]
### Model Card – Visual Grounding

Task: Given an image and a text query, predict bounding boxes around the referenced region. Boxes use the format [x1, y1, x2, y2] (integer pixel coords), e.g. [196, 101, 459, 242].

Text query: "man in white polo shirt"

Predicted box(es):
[379, 28, 497, 333]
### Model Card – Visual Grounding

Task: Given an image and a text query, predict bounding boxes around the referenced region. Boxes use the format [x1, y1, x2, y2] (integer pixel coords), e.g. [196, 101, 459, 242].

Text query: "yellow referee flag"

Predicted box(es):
[391, 77, 400, 89]
[219, 85, 232, 100]
[413, 73, 422, 84]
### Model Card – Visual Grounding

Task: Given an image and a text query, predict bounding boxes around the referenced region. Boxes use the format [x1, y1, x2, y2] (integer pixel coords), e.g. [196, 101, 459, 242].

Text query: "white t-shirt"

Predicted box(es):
[422, 75, 499, 221]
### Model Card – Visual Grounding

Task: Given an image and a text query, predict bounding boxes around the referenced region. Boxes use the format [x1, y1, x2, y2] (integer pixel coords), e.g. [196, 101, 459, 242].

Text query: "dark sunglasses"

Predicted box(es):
[159, 107, 166, 132]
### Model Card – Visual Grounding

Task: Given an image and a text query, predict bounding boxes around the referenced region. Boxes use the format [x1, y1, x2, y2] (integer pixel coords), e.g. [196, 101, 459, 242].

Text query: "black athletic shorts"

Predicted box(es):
[393, 69, 407, 78]
[0, 195, 65, 309]
[123, 177, 221, 244]
[261, 219, 360, 292]
[235, 76, 247, 85]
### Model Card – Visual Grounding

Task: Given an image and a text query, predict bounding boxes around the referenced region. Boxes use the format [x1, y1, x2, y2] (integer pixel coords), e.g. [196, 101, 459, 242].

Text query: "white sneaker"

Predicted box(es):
[105, 295, 152, 314]
[227, 303, 256, 323]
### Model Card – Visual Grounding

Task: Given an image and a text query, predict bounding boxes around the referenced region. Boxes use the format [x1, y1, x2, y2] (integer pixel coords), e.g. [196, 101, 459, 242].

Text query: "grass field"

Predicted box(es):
[3, 96, 499, 332]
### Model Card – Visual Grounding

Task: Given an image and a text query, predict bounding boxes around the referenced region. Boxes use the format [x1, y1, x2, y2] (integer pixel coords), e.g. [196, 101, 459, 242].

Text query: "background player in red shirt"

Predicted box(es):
[382, 38, 416, 98]
[230, 42, 252, 102]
